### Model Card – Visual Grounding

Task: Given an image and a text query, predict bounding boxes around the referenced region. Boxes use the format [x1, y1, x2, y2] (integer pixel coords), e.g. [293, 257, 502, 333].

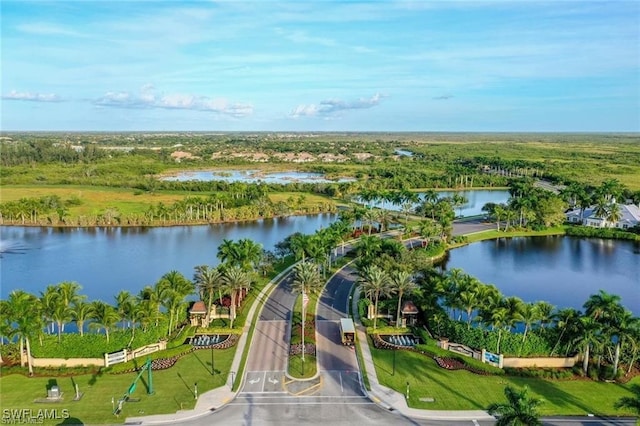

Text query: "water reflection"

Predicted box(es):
[0, 214, 337, 301]
[441, 236, 639, 315]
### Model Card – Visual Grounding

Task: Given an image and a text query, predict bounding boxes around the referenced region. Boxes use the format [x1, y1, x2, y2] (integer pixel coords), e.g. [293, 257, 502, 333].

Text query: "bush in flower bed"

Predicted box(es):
[289, 343, 316, 356]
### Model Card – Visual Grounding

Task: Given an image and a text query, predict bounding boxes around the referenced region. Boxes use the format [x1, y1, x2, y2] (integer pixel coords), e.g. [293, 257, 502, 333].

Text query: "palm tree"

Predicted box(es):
[584, 290, 624, 324]
[611, 309, 638, 377]
[389, 270, 417, 329]
[193, 265, 223, 323]
[40, 285, 59, 335]
[70, 300, 94, 337]
[156, 271, 193, 335]
[90, 301, 119, 343]
[518, 303, 541, 354]
[574, 316, 602, 375]
[487, 385, 543, 426]
[51, 299, 72, 343]
[614, 384, 640, 414]
[550, 308, 581, 356]
[292, 261, 324, 296]
[222, 266, 251, 329]
[115, 290, 134, 330]
[359, 265, 393, 330]
[488, 307, 509, 354]
[606, 202, 622, 226]
[535, 301, 555, 329]
[7, 290, 41, 374]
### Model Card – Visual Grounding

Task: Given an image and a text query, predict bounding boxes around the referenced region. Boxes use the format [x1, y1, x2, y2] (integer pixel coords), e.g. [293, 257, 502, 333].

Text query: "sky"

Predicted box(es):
[1, 1, 639, 132]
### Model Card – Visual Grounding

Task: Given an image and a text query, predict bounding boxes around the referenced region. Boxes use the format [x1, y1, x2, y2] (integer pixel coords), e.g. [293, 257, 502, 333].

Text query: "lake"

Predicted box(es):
[0, 214, 336, 302]
[368, 189, 511, 217]
[2, 216, 637, 317]
[160, 170, 354, 184]
[440, 236, 640, 315]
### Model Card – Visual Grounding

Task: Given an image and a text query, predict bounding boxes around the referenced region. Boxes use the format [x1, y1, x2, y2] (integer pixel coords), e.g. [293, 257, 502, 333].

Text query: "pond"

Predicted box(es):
[0, 214, 337, 302]
[367, 189, 510, 217]
[440, 236, 640, 315]
[160, 169, 355, 184]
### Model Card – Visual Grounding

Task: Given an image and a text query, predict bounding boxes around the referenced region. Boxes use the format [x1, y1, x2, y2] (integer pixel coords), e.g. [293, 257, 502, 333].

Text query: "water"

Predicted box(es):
[366, 189, 510, 217]
[160, 170, 354, 184]
[0, 214, 337, 302]
[2, 214, 637, 317]
[440, 236, 640, 315]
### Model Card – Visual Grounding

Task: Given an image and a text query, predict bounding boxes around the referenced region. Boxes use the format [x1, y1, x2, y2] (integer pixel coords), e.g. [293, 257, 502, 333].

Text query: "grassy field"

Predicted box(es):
[0, 185, 335, 218]
[0, 348, 235, 425]
[370, 344, 638, 416]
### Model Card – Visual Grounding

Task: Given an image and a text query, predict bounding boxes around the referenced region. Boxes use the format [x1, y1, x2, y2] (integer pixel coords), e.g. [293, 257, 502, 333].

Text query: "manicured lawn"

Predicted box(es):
[371, 345, 639, 416]
[0, 348, 235, 424]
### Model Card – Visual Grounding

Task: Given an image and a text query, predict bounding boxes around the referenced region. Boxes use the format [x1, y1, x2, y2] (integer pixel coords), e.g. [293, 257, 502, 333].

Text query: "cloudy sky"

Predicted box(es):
[1, 1, 639, 132]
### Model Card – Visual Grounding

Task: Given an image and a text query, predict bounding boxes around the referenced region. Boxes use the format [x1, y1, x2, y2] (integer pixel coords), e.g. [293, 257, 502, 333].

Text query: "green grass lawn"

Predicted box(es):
[288, 355, 317, 379]
[0, 348, 235, 425]
[371, 345, 638, 416]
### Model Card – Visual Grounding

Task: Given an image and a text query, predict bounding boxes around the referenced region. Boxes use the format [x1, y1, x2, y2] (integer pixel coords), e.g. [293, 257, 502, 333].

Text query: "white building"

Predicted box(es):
[566, 204, 640, 230]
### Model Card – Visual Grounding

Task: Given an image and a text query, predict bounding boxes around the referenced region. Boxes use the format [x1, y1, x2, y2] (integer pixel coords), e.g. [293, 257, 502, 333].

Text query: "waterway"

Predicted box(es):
[440, 236, 639, 315]
[0, 214, 336, 302]
[2, 214, 637, 317]
[160, 170, 354, 184]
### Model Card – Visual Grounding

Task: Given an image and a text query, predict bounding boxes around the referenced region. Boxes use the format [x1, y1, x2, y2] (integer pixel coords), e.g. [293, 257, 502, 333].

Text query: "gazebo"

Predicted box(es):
[189, 301, 209, 327]
[401, 300, 418, 327]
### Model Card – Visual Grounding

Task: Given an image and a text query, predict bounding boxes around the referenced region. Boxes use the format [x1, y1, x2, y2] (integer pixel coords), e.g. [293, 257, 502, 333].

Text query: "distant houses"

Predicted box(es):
[566, 203, 640, 230]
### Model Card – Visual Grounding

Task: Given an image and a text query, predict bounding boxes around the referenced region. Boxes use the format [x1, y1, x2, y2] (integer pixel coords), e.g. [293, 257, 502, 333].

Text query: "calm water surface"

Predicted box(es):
[441, 236, 640, 315]
[0, 214, 336, 301]
[369, 189, 510, 217]
[161, 170, 354, 184]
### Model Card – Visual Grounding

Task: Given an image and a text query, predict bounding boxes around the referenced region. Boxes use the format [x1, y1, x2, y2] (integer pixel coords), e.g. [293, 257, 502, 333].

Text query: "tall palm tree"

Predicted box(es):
[8, 290, 42, 375]
[487, 385, 543, 426]
[222, 266, 251, 329]
[193, 265, 223, 322]
[359, 265, 393, 330]
[90, 301, 119, 343]
[490, 307, 509, 353]
[584, 290, 624, 325]
[535, 301, 555, 329]
[51, 300, 72, 343]
[115, 290, 134, 330]
[389, 270, 417, 329]
[550, 308, 581, 356]
[40, 285, 59, 335]
[70, 300, 94, 337]
[292, 261, 324, 296]
[574, 316, 602, 375]
[611, 309, 638, 377]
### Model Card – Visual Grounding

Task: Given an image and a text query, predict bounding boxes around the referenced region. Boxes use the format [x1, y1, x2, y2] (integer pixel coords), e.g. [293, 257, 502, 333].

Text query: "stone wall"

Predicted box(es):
[503, 355, 579, 368]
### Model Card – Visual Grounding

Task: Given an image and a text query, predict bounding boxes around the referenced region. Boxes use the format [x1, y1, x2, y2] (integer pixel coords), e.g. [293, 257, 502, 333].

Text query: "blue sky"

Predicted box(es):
[1, 1, 639, 132]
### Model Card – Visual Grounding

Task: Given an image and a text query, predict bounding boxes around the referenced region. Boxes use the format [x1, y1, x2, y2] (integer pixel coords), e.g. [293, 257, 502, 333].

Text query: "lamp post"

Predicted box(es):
[194, 382, 198, 400]
[406, 381, 410, 400]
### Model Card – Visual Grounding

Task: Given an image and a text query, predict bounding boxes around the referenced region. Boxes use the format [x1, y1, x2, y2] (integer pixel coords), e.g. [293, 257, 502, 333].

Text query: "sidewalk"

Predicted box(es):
[351, 287, 495, 422]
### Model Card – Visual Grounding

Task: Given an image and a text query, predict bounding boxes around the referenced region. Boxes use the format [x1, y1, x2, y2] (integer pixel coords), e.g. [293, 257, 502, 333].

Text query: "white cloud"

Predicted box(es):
[93, 86, 253, 117]
[2, 90, 63, 102]
[290, 93, 384, 118]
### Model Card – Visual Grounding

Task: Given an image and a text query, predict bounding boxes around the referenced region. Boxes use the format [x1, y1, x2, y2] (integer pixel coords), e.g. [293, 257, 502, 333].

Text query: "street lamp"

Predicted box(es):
[406, 381, 410, 400]
[194, 382, 198, 400]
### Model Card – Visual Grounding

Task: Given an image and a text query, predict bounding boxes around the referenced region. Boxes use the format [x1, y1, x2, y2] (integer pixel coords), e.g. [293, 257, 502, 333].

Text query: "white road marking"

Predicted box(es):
[268, 377, 279, 385]
[473, 420, 480, 426]
[339, 372, 343, 393]
[249, 377, 260, 385]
